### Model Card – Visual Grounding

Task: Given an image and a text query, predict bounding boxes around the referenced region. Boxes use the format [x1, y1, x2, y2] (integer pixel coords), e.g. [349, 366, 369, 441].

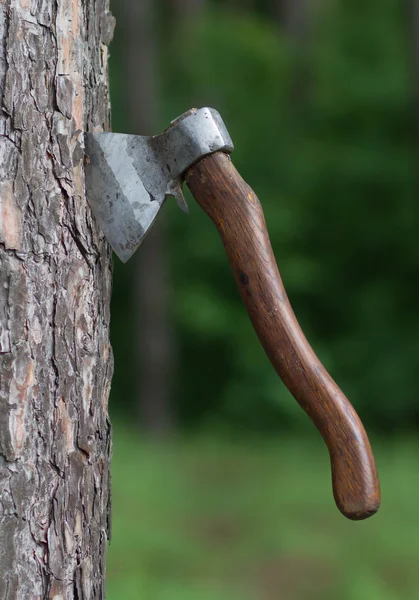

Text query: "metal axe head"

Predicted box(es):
[84, 107, 234, 262]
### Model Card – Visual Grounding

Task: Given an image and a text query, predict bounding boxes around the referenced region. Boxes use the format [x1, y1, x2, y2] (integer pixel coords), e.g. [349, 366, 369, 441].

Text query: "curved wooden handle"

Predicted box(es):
[185, 151, 380, 520]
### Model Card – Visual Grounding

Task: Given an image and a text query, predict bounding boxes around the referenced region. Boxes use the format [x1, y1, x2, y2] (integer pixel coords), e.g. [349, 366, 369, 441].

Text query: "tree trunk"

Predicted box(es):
[171, 0, 206, 12]
[115, 0, 175, 436]
[276, 0, 312, 106]
[0, 1, 115, 598]
[405, 0, 419, 152]
[276, 0, 310, 40]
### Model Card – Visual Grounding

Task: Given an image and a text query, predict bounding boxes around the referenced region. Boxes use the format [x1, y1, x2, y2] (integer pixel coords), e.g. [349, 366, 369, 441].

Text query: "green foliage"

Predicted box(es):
[107, 423, 419, 599]
[110, 0, 419, 432]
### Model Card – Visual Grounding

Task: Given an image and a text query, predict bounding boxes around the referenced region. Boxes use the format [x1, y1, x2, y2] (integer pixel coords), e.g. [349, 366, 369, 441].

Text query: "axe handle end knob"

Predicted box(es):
[185, 151, 381, 520]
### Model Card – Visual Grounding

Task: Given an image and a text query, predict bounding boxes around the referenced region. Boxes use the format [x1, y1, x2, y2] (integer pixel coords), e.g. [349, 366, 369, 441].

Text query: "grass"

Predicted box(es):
[107, 423, 419, 600]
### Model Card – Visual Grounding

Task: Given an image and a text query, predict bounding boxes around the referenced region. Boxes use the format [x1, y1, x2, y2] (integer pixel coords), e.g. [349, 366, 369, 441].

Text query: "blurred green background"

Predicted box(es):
[107, 1, 419, 598]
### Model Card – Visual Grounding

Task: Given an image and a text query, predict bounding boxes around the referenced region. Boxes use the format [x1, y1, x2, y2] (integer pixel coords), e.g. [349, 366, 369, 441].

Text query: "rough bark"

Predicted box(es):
[0, 1, 115, 598]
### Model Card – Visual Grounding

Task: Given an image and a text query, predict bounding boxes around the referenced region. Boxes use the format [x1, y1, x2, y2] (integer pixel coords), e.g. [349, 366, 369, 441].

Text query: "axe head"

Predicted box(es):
[84, 107, 234, 262]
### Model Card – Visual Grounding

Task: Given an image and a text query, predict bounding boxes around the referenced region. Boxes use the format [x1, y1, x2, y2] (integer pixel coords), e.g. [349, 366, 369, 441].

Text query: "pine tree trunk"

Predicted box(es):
[0, 1, 115, 598]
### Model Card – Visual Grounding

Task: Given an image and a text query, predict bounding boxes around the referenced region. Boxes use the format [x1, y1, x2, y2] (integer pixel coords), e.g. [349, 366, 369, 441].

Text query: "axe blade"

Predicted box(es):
[84, 108, 234, 262]
[84, 132, 164, 263]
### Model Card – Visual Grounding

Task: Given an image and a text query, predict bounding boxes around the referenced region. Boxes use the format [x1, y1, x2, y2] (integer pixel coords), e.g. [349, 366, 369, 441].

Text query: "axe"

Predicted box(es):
[85, 107, 380, 520]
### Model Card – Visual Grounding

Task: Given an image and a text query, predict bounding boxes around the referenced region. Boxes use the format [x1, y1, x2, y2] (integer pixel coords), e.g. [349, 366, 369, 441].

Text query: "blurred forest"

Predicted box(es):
[111, 0, 419, 432]
[109, 0, 419, 436]
[106, 1, 419, 598]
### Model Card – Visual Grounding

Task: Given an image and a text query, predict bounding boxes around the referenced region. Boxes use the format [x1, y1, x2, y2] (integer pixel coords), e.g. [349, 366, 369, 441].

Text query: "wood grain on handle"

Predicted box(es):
[185, 151, 380, 520]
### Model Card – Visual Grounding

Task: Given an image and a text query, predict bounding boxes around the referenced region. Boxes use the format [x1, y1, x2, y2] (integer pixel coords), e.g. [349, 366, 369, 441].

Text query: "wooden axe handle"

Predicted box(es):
[185, 151, 380, 520]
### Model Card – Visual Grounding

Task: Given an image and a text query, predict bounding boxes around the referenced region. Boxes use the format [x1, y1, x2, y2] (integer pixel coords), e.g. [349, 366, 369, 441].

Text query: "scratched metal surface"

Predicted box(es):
[84, 107, 234, 262]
